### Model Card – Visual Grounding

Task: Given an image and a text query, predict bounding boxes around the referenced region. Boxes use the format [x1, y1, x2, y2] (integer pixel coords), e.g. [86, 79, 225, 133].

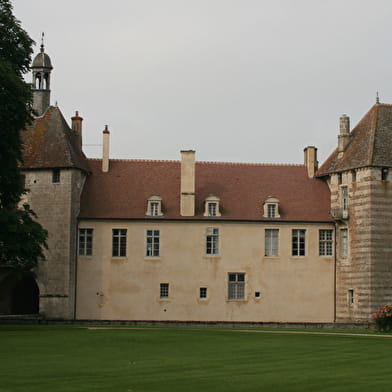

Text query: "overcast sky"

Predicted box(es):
[13, 0, 392, 164]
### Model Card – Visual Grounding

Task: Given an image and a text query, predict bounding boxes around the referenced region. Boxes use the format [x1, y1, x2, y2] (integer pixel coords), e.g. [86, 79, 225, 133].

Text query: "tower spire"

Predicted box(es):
[376, 91, 380, 104]
[40, 32, 45, 53]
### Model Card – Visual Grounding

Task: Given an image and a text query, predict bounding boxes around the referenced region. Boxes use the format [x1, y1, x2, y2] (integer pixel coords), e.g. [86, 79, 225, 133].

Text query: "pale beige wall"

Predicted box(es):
[76, 220, 335, 322]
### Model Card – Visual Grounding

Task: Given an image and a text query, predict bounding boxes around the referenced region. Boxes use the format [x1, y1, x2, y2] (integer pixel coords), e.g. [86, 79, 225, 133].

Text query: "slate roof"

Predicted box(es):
[79, 159, 332, 222]
[21, 106, 89, 172]
[317, 104, 392, 176]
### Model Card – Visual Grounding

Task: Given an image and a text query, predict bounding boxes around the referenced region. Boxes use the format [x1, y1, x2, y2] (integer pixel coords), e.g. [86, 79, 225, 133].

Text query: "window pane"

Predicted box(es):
[146, 229, 160, 257]
[206, 227, 219, 255]
[265, 229, 279, 256]
[112, 229, 127, 257]
[228, 273, 245, 300]
[292, 229, 306, 256]
[160, 283, 169, 298]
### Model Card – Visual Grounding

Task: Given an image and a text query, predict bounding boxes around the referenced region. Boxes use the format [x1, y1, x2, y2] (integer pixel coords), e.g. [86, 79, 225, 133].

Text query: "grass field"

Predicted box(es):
[1, 325, 392, 392]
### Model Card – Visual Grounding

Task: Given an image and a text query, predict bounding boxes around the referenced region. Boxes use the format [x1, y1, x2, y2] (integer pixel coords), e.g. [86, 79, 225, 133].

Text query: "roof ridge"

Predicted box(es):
[87, 158, 179, 163]
[86, 158, 304, 167]
[197, 161, 304, 166]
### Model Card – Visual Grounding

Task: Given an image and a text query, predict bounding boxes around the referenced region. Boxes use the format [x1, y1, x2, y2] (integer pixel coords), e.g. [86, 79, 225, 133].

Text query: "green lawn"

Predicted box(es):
[1, 325, 392, 392]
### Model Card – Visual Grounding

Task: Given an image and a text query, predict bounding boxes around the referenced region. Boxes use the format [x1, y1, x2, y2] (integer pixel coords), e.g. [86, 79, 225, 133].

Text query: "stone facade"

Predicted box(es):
[22, 169, 86, 319]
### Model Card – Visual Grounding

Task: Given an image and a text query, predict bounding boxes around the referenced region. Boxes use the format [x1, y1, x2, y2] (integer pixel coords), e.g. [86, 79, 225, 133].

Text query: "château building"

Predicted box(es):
[2, 44, 392, 323]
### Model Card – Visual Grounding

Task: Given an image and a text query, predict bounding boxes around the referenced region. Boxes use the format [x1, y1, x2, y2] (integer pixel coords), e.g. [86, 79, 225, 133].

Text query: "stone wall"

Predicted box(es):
[22, 168, 86, 319]
[331, 168, 392, 321]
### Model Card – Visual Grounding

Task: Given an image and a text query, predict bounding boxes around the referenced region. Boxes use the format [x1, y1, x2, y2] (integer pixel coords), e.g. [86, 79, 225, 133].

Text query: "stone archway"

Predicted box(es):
[11, 275, 39, 314]
[0, 270, 40, 315]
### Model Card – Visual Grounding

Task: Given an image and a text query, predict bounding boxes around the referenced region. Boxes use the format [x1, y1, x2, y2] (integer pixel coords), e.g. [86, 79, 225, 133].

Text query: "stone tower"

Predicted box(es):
[19, 46, 89, 319]
[31, 37, 53, 116]
[318, 103, 392, 321]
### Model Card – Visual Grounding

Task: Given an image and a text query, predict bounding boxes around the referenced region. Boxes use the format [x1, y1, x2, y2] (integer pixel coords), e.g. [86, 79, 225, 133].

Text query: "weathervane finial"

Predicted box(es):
[40, 32, 45, 53]
[376, 91, 380, 104]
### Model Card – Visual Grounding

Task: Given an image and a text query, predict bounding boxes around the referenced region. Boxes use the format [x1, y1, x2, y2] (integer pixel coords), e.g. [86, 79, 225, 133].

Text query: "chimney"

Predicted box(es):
[338, 114, 350, 154]
[102, 125, 110, 173]
[304, 146, 318, 178]
[71, 111, 83, 149]
[180, 150, 195, 216]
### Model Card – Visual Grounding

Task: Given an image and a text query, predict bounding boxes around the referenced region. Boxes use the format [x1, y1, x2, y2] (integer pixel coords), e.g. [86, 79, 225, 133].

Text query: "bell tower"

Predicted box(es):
[31, 34, 53, 116]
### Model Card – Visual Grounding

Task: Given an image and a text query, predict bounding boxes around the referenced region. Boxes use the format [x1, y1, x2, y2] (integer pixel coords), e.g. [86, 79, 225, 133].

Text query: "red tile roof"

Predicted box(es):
[80, 159, 332, 222]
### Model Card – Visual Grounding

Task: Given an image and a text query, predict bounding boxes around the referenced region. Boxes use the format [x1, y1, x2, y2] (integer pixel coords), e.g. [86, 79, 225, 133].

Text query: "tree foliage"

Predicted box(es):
[0, 0, 47, 271]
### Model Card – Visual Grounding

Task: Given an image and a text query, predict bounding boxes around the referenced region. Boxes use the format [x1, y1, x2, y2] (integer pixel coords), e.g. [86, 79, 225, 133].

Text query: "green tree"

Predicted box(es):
[0, 0, 47, 271]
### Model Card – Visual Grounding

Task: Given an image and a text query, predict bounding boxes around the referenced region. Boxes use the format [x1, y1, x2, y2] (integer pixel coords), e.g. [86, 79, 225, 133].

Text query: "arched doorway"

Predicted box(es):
[11, 275, 40, 314]
[0, 270, 40, 315]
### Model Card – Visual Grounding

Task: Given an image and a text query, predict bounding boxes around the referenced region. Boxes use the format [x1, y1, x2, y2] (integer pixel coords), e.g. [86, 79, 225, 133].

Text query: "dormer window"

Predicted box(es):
[263, 197, 280, 218]
[204, 195, 221, 217]
[146, 195, 163, 217]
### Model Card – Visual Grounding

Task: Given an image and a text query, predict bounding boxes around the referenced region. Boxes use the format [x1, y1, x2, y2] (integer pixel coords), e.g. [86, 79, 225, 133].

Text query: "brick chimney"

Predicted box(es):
[338, 114, 350, 155]
[304, 146, 318, 178]
[102, 125, 110, 173]
[71, 111, 83, 149]
[180, 150, 195, 216]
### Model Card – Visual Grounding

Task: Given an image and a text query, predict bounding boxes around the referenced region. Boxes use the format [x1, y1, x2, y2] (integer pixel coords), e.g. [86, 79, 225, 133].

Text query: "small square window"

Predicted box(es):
[199, 287, 207, 299]
[160, 283, 169, 298]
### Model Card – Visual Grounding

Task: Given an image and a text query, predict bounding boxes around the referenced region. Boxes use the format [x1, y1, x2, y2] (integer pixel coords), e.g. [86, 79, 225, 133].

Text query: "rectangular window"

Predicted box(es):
[267, 204, 276, 218]
[146, 229, 160, 257]
[199, 287, 207, 299]
[112, 229, 127, 257]
[208, 202, 217, 217]
[319, 229, 333, 256]
[341, 186, 348, 212]
[206, 227, 219, 255]
[78, 228, 93, 256]
[150, 202, 159, 216]
[228, 273, 245, 300]
[52, 169, 60, 183]
[265, 229, 279, 256]
[160, 283, 169, 298]
[341, 229, 348, 259]
[292, 229, 306, 256]
[348, 289, 354, 305]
